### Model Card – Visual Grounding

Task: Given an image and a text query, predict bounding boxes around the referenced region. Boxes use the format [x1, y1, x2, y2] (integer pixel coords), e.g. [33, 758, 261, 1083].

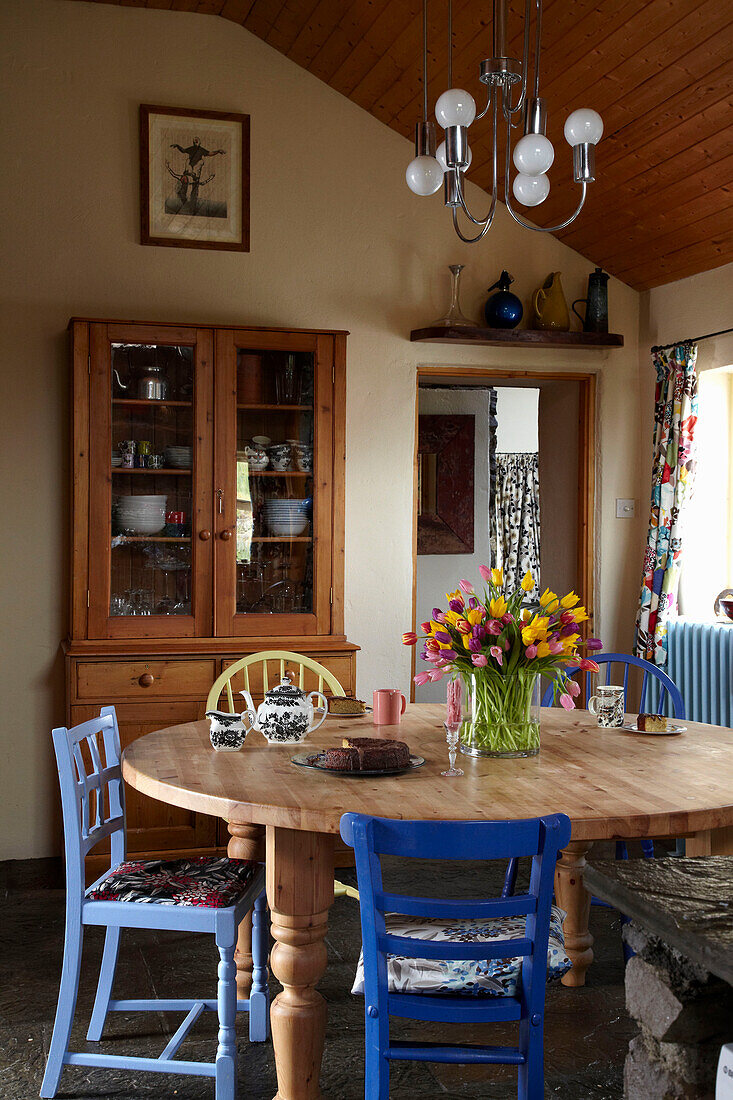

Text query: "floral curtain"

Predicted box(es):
[635, 344, 698, 666]
[491, 452, 541, 592]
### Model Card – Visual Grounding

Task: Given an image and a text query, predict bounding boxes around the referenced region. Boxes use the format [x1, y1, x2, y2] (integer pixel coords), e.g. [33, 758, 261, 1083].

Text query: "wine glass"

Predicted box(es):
[442, 679, 464, 777]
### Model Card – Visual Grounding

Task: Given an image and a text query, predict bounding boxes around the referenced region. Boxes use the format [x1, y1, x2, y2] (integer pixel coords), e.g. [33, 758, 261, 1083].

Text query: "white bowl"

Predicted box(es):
[267, 518, 308, 536]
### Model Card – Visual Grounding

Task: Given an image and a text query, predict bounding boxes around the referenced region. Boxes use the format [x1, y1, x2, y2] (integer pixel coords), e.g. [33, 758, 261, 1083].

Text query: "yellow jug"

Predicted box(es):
[532, 272, 570, 331]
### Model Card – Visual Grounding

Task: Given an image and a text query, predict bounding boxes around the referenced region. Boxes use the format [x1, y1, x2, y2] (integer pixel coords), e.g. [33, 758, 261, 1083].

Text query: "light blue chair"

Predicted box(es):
[41, 706, 269, 1099]
[340, 812, 572, 1100]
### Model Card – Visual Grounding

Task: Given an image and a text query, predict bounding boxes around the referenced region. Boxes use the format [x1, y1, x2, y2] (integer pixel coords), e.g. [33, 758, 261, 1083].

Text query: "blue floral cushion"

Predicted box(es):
[351, 904, 571, 997]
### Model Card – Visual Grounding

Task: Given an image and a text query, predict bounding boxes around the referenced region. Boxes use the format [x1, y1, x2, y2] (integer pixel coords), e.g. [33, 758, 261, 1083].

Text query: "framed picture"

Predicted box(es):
[417, 414, 475, 554]
[140, 104, 250, 251]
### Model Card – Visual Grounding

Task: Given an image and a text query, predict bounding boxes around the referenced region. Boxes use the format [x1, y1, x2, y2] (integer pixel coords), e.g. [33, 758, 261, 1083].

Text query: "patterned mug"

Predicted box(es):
[587, 685, 624, 727]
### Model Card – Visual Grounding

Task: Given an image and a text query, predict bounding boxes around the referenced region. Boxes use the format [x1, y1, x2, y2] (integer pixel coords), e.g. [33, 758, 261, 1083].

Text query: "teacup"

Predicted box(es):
[244, 446, 269, 471]
[206, 709, 255, 752]
[587, 685, 625, 728]
[268, 443, 292, 471]
[294, 445, 313, 473]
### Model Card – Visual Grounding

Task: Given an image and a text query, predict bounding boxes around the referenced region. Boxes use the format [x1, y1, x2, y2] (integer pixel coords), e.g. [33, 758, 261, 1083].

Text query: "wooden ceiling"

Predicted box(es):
[88, 0, 733, 290]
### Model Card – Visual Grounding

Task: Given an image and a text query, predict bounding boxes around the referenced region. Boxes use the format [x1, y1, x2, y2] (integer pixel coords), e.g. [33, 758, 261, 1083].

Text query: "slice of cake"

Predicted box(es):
[637, 713, 667, 732]
[328, 696, 367, 715]
[322, 737, 410, 771]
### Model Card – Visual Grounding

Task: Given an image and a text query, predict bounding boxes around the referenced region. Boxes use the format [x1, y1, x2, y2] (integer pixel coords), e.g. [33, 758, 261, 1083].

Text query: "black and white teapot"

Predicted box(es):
[240, 674, 328, 744]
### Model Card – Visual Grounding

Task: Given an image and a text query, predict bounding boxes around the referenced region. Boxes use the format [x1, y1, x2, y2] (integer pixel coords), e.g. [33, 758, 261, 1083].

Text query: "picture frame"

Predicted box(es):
[140, 104, 250, 252]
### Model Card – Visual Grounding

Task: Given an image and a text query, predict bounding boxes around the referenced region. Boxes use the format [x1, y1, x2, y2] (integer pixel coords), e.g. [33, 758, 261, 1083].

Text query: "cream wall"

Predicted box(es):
[0, 0, 644, 858]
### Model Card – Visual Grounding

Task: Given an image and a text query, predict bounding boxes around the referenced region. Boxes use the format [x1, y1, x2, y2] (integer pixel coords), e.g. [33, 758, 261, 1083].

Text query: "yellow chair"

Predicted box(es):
[205, 651, 359, 903]
[205, 650, 347, 714]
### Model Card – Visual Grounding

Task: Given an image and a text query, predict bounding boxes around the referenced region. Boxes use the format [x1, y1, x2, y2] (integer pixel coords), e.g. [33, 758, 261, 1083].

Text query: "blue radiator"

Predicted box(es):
[655, 619, 733, 726]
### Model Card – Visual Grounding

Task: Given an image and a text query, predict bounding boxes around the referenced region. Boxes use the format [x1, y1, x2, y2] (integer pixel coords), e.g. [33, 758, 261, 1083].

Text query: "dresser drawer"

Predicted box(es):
[75, 659, 217, 701]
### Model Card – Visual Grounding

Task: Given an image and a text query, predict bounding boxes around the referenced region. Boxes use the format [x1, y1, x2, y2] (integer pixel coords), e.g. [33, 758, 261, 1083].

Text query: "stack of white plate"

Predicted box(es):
[111, 450, 122, 467]
[117, 494, 167, 535]
[264, 498, 309, 537]
[164, 446, 192, 469]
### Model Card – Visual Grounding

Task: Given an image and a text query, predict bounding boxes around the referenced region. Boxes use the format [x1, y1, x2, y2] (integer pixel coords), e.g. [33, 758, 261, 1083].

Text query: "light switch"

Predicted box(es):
[616, 498, 636, 519]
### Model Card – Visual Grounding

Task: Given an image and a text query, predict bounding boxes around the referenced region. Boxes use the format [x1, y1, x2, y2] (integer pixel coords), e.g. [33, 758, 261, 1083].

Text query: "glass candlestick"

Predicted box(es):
[442, 679, 464, 776]
[431, 264, 479, 328]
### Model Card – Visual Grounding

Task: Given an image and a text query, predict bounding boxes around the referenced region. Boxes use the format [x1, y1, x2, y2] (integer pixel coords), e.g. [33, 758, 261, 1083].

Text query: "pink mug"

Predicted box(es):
[373, 689, 407, 725]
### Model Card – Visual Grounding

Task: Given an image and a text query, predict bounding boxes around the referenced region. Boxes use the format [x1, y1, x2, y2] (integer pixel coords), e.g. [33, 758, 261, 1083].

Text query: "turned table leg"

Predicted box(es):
[227, 821, 266, 997]
[267, 825, 335, 1100]
[555, 840, 594, 987]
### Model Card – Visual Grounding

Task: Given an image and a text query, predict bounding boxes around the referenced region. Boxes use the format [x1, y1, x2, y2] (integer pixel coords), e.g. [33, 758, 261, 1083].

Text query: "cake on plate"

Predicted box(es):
[328, 696, 367, 715]
[322, 736, 410, 771]
[637, 713, 667, 732]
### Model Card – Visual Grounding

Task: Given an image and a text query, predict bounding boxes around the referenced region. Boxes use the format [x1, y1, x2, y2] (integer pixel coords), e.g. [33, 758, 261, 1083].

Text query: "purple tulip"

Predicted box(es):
[586, 638, 603, 651]
[433, 630, 452, 644]
[468, 638, 482, 653]
[440, 648, 457, 660]
[433, 608, 445, 622]
[449, 599, 464, 613]
[468, 596, 478, 610]
[501, 613, 514, 625]
[472, 625, 487, 640]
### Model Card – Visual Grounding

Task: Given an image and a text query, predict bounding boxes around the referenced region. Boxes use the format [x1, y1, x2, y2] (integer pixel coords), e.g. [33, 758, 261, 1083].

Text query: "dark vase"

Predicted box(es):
[484, 270, 523, 329]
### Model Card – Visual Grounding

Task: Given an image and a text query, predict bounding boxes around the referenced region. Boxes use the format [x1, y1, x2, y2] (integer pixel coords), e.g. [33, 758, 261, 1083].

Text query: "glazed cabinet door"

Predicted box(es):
[86, 323, 214, 638]
[213, 329, 334, 636]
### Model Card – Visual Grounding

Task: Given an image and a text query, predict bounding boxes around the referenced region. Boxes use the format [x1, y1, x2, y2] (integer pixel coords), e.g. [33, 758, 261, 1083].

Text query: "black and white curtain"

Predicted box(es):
[491, 453, 541, 591]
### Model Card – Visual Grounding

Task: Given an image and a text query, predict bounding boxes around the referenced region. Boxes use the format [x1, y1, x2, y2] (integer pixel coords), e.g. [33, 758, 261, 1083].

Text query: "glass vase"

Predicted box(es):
[431, 264, 479, 328]
[459, 670, 541, 758]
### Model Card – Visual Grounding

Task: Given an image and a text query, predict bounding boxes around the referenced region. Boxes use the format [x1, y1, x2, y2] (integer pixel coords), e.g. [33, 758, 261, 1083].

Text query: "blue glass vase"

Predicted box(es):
[484, 270, 523, 329]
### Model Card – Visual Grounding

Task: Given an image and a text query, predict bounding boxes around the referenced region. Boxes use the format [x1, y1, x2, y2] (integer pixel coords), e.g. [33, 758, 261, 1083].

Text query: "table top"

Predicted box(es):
[585, 857, 733, 984]
[122, 704, 733, 840]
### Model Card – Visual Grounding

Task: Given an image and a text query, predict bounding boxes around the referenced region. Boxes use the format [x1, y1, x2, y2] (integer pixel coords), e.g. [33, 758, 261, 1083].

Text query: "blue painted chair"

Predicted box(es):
[41, 706, 269, 1100]
[541, 652, 685, 862]
[340, 812, 572, 1100]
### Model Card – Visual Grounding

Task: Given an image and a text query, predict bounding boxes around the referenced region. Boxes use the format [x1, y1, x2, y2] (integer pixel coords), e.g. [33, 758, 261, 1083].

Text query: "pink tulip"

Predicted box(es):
[458, 579, 474, 595]
[549, 640, 564, 655]
[490, 645, 503, 667]
[471, 653, 488, 667]
[487, 619, 502, 635]
[503, 638, 511, 651]
[579, 658, 600, 673]
[478, 565, 491, 582]
[413, 672, 430, 686]
[559, 693, 575, 710]
[428, 669, 444, 682]
[433, 610, 447, 624]
[567, 680, 581, 697]
[501, 613, 514, 625]
[525, 644, 538, 659]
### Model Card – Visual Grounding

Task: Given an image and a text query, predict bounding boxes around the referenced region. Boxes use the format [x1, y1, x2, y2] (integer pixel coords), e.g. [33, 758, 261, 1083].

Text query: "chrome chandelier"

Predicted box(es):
[406, 0, 603, 243]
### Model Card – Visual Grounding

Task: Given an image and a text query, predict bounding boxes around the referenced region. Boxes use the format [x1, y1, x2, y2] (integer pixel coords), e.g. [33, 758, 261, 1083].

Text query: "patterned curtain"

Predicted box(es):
[635, 344, 698, 666]
[491, 453, 541, 591]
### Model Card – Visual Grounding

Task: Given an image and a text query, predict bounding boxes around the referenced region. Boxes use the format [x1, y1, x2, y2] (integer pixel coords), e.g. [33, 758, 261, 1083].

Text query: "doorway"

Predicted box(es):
[411, 368, 596, 700]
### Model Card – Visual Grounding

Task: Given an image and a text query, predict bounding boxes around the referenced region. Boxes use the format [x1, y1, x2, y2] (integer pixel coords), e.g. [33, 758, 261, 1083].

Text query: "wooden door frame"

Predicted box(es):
[410, 366, 597, 698]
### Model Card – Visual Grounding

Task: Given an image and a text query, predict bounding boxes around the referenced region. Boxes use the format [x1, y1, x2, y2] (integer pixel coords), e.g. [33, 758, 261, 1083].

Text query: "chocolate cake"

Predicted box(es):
[637, 713, 667, 732]
[322, 736, 410, 771]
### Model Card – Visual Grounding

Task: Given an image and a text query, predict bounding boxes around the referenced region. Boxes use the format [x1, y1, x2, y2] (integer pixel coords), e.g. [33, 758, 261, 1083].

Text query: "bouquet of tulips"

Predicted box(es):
[403, 566, 602, 756]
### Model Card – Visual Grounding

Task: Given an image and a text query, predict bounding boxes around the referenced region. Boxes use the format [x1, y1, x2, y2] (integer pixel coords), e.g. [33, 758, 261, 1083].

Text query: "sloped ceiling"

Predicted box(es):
[86, 0, 733, 290]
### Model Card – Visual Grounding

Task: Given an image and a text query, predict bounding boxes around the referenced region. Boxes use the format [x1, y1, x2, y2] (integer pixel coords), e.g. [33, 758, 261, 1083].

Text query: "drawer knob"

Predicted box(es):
[220, 529, 232, 541]
[138, 673, 155, 688]
[199, 529, 211, 541]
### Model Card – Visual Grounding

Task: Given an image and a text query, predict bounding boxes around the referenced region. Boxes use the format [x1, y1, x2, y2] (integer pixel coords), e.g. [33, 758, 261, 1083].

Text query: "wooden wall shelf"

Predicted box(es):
[410, 325, 624, 349]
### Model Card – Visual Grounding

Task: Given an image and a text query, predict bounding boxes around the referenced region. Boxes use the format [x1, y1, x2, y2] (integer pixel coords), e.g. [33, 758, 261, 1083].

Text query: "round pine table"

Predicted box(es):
[123, 704, 733, 1100]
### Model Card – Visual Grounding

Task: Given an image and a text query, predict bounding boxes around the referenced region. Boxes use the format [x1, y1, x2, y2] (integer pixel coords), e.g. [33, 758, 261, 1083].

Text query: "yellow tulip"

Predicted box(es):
[573, 606, 589, 623]
[466, 608, 484, 626]
[443, 610, 462, 627]
[490, 568, 503, 586]
[489, 596, 508, 619]
[446, 589, 464, 607]
[560, 591, 580, 609]
[536, 641, 551, 658]
[520, 570, 534, 592]
[463, 634, 473, 650]
[539, 587, 557, 607]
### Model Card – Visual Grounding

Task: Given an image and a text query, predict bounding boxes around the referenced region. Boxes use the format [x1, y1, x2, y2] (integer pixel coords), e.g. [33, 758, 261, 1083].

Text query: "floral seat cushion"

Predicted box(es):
[352, 904, 571, 998]
[87, 856, 258, 909]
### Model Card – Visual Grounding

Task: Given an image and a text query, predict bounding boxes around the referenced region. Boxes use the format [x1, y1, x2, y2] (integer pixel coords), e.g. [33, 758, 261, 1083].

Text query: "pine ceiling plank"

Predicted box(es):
[602, 205, 733, 286]
[265, 0, 324, 54]
[309, 1, 410, 86]
[195, 0, 227, 13]
[243, 0, 290, 39]
[617, 235, 733, 290]
[285, 0, 357, 69]
[219, 0, 257, 22]
[327, 2, 422, 98]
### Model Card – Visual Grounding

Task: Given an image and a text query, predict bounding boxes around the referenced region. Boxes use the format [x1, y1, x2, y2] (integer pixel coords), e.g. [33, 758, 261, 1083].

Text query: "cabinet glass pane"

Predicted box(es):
[235, 348, 314, 615]
[110, 343, 194, 616]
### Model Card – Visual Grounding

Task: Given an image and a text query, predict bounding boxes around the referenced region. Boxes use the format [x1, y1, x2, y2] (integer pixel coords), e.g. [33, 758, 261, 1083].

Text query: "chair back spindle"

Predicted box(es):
[205, 650, 346, 714]
[541, 652, 685, 718]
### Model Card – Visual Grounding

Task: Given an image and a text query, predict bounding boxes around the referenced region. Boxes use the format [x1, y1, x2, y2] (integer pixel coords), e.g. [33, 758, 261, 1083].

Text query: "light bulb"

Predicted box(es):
[405, 155, 443, 196]
[564, 108, 603, 147]
[436, 140, 472, 173]
[512, 172, 550, 207]
[512, 133, 554, 176]
[435, 88, 476, 129]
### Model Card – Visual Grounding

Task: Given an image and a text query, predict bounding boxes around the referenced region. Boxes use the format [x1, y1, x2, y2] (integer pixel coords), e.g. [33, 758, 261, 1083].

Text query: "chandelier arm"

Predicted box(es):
[452, 206, 495, 243]
[454, 93, 499, 226]
[474, 86, 493, 122]
[505, 181, 588, 233]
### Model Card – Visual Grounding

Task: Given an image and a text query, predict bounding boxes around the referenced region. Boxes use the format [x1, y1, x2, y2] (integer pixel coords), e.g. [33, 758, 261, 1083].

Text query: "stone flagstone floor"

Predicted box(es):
[0, 853, 636, 1098]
